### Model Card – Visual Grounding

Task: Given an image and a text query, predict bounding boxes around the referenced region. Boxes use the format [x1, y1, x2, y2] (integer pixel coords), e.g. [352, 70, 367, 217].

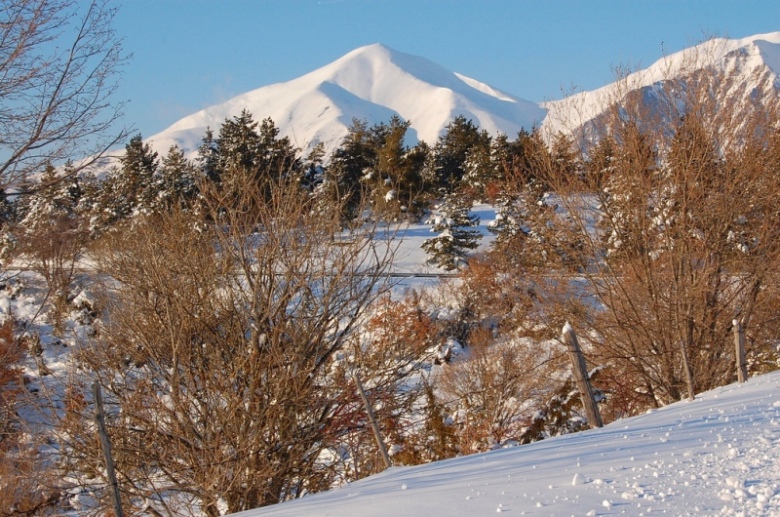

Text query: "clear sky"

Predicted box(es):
[111, 0, 780, 139]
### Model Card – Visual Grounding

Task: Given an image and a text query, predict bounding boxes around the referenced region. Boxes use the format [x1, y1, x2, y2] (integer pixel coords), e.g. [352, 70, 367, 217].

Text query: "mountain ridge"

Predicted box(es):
[147, 43, 545, 158]
[542, 32, 780, 136]
[146, 34, 780, 160]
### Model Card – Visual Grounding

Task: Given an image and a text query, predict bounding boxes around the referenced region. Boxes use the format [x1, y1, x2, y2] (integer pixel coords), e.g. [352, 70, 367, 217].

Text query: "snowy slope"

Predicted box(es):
[146, 44, 545, 158]
[232, 371, 780, 517]
[542, 32, 780, 137]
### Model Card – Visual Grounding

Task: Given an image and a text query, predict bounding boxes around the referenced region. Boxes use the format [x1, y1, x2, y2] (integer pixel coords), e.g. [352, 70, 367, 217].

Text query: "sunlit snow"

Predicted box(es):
[232, 371, 780, 516]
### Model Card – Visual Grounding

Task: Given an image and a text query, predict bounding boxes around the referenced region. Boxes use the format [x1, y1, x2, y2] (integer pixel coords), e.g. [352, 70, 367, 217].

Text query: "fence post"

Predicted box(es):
[561, 323, 603, 429]
[353, 372, 392, 470]
[93, 381, 124, 517]
[733, 319, 748, 383]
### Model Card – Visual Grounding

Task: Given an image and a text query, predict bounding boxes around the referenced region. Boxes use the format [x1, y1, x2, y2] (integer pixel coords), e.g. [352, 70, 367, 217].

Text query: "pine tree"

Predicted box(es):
[157, 145, 199, 211]
[549, 131, 580, 180]
[86, 134, 159, 232]
[301, 142, 326, 192]
[325, 118, 375, 221]
[361, 116, 426, 222]
[257, 117, 300, 181]
[596, 122, 657, 259]
[400, 141, 431, 220]
[583, 135, 616, 189]
[17, 163, 87, 333]
[461, 142, 492, 201]
[213, 111, 301, 210]
[217, 110, 262, 193]
[422, 194, 482, 270]
[117, 133, 159, 217]
[432, 116, 491, 192]
[197, 128, 221, 185]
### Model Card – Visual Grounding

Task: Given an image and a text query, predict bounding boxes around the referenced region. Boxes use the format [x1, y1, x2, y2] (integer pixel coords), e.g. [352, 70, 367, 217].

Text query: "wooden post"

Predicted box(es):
[561, 323, 603, 429]
[681, 317, 696, 401]
[353, 372, 392, 470]
[733, 319, 747, 383]
[93, 382, 124, 517]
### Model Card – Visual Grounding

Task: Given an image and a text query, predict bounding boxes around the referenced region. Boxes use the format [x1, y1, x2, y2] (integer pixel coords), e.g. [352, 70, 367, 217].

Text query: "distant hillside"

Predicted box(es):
[542, 32, 780, 140]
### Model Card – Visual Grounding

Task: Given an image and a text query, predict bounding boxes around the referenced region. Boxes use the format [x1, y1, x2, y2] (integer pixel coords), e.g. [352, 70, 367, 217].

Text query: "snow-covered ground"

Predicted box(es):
[233, 371, 780, 517]
[381, 203, 496, 275]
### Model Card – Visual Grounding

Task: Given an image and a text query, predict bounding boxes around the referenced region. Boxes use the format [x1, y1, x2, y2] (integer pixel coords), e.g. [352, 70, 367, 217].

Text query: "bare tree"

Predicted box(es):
[533, 54, 780, 407]
[437, 328, 560, 453]
[0, 0, 128, 191]
[59, 176, 399, 515]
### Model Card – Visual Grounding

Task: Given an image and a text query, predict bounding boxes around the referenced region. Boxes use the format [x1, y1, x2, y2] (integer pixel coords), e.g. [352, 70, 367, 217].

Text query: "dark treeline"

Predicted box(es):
[0, 110, 572, 240]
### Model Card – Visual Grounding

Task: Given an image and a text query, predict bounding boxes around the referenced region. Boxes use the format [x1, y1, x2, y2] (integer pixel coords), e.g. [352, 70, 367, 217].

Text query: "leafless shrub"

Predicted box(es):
[437, 327, 562, 453]
[59, 175, 399, 515]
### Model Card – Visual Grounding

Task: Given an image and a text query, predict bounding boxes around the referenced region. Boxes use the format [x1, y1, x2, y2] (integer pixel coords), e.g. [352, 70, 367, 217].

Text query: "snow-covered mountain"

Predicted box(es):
[144, 33, 780, 161]
[542, 32, 780, 138]
[231, 371, 780, 516]
[146, 43, 546, 158]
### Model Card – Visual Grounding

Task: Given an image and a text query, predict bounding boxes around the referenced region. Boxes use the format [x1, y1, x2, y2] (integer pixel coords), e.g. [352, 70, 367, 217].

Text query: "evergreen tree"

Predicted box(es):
[487, 128, 564, 268]
[461, 141, 493, 201]
[400, 141, 432, 220]
[549, 131, 580, 180]
[18, 163, 83, 232]
[325, 119, 375, 221]
[422, 194, 482, 270]
[365, 116, 426, 222]
[157, 145, 199, 211]
[16, 163, 87, 331]
[257, 117, 300, 181]
[583, 135, 616, 189]
[217, 110, 262, 193]
[197, 128, 221, 185]
[597, 123, 657, 259]
[214, 111, 301, 209]
[89, 134, 159, 231]
[301, 142, 326, 192]
[120, 133, 159, 216]
[432, 116, 491, 192]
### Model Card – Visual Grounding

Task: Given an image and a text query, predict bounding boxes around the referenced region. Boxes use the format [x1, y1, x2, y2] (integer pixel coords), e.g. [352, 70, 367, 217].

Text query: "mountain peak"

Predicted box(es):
[147, 45, 544, 159]
[344, 42, 397, 56]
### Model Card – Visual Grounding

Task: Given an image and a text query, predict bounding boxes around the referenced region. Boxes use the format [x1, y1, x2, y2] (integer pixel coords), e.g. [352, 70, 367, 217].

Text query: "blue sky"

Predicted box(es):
[112, 0, 779, 139]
